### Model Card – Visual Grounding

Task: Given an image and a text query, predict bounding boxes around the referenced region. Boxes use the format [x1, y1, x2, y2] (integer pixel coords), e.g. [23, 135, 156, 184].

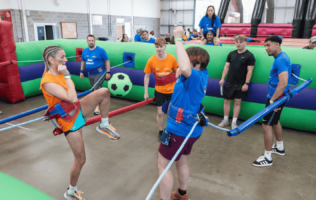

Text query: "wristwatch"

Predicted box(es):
[106, 72, 111, 74]
[245, 82, 249, 85]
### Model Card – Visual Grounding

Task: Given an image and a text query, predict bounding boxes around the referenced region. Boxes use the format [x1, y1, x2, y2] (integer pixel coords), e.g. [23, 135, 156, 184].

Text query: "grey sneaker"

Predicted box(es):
[272, 144, 285, 156]
[218, 119, 230, 127]
[231, 122, 238, 129]
[64, 190, 85, 200]
[96, 124, 120, 140]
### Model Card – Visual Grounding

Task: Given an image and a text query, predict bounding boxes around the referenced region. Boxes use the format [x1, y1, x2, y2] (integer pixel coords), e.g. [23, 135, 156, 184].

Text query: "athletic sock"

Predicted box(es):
[232, 118, 238, 124]
[277, 140, 284, 150]
[178, 188, 187, 196]
[224, 116, 229, 121]
[264, 150, 272, 161]
[67, 185, 78, 195]
[101, 118, 109, 127]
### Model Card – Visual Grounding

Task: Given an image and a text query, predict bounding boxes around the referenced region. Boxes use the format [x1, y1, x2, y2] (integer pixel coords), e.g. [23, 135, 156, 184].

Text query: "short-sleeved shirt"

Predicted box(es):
[226, 50, 256, 84]
[40, 72, 79, 132]
[141, 38, 156, 43]
[144, 53, 178, 94]
[165, 37, 170, 43]
[81, 46, 109, 75]
[187, 34, 200, 41]
[166, 69, 209, 138]
[199, 15, 222, 35]
[134, 33, 142, 42]
[247, 37, 255, 42]
[303, 46, 312, 49]
[206, 42, 223, 46]
[267, 52, 291, 98]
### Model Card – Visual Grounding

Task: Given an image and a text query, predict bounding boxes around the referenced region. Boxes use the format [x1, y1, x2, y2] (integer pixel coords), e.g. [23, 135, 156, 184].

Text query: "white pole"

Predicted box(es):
[21, 0, 29, 42]
[88, 0, 93, 34]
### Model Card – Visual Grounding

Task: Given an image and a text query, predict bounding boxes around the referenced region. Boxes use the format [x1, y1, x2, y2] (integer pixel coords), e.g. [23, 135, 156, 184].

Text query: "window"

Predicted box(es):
[34, 23, 60, 41]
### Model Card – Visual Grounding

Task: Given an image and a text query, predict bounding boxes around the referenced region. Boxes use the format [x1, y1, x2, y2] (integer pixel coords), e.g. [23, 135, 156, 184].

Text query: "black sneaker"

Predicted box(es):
[272, 144, 285, 156]
[252, 155, 273, 167]
[158, 130, 163, 142]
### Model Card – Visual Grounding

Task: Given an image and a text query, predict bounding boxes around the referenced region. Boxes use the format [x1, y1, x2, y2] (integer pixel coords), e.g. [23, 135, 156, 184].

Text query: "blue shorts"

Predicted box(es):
[64, 110, 86, 137]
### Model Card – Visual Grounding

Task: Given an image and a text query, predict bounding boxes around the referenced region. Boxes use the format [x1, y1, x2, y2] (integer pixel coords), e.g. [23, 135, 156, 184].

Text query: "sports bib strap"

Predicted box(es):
[155, 73, 177, 86]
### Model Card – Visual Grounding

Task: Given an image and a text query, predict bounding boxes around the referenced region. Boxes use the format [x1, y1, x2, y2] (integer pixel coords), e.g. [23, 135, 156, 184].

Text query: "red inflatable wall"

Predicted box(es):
[0, 21, 25, 103]
[257, 23, 293, 38]
[312, 24, 316, 37]
[220, 23, 251, 37]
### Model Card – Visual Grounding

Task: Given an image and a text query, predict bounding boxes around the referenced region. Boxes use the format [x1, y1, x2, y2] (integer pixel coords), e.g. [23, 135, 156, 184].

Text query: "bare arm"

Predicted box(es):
[200, 28, 203, 38]
[144, 73, 150, 100]
[175, 36, 191, 78]
[105, 60, 110, 72]
[43, 79, 78, 103]
[80, 61, 85, 70]
[245, 65, 254, 83]
[216, 28, 220, 38]
[220, 62, 230, 81]
[270, 71, 288, 102]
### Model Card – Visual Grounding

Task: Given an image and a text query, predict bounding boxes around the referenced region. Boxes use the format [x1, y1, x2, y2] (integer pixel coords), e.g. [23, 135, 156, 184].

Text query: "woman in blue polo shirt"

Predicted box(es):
[199, 5, 222, 40]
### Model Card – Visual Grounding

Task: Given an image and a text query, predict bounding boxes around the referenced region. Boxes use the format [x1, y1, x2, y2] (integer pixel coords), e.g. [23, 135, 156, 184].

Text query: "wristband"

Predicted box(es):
[174, 38, 182, 42]
[106, 72, 110, 74]
[269, 100, 274, 104]
[80, 70, 84, 73]
[245, 82, 249, 85]
[64, 75, 71, 79]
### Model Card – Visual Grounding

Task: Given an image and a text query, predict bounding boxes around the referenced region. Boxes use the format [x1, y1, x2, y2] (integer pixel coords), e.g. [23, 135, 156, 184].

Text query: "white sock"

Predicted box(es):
[224, 116, 229, 121]
[277, 140, 284, 150]
[67, 185, 78, 195]
[232, 118, 237, 124]
[264, 150, 272, 161]
[101, 118, 109, 127]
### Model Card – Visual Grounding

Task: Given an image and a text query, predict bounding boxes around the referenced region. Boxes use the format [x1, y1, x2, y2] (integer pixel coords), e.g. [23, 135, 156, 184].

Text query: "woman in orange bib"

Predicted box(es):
[41, 45, 120, 200]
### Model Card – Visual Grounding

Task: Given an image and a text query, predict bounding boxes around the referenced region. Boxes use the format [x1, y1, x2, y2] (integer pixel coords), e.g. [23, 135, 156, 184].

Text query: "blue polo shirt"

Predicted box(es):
[206, 42, 222, 46]
[81, 46, 109, 75]
[166, 68, 209, 138]
[188, 34, 200, 41]
[141, 38, 156, 43]
[134, 33, 142, 42]
[247, 37, 255, 42]
[267, 52, 291, 98]
[199, 15, 222, 35]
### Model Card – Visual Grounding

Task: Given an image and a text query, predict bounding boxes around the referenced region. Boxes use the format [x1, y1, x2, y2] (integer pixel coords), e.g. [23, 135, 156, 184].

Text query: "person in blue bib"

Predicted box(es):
[199, 5, 222, 40]
[270, 33, 284, 39]
[200, 30, 223, 46]
[141, 30, 156, 43]
[134, 29, 142, 42]
[158, 26, 210, 200]
[187, 29, 201, 41]
[80, 34, 111, 115]
[252, 35, 291, 167]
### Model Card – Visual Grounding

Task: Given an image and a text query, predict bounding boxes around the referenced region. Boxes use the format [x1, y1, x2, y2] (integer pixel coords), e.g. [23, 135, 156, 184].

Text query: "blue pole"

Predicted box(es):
[227, 78, 312, 137]
[0, 90, 91, 125]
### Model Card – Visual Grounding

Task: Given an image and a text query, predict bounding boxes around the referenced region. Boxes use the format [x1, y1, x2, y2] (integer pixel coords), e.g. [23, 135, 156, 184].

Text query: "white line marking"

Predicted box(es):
[5, 123, 32, 131]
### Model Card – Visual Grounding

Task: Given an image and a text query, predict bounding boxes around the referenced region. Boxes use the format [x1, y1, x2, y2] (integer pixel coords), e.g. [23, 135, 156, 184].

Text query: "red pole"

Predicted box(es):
[85, 97, 155, 126]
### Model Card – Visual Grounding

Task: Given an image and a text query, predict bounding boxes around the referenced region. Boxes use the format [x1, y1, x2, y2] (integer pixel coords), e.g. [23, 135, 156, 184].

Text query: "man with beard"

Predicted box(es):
[144, 38, 179, 141]
[80, 34, 111, 115]
[141, 30, 156, 43]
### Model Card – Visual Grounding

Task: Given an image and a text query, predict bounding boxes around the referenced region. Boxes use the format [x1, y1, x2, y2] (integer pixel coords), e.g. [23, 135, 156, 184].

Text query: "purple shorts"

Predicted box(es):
[158, 133, 200, 161]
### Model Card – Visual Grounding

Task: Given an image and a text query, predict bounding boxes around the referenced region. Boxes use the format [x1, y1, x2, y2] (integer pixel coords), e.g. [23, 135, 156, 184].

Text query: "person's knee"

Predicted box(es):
[76, 154, 86, 167]
[98, 88, 110, 98]
[157, 109, 164, 117]
[234, 99, 241, 106]
[224, 99, 231, 105]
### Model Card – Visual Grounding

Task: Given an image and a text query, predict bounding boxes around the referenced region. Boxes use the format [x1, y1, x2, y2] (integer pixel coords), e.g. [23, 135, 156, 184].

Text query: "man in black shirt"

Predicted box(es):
[165, 33, 171, 44]
[218, 35, 256, 129]
[303, 36, 316, 49]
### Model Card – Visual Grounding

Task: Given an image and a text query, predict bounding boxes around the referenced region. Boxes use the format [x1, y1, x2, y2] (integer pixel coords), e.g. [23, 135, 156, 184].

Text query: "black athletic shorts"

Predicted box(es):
[262, 98, 286, 126]
[223, 82, 247, 100]
[155, 90, 172, 107]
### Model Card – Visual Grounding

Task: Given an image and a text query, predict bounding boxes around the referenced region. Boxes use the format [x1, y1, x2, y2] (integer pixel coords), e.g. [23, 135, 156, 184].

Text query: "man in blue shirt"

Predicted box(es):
[200, 30, 222, 46]
[252, 36, 291, 167]
[187, 29, 201, 41]
[158, 26, 209, 200]
[80, 34, 111, 115]
[134, 29, 142, 42]
[141, 30, 156, 43]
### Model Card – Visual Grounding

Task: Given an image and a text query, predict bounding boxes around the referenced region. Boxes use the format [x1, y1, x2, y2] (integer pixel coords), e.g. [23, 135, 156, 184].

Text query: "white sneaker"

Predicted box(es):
[231, 122, 238, 129]
[94, 106, 100, 115]
[272, 144, 285, 156]
[252, 155, 273, 167]
[218, 119, 230, 127]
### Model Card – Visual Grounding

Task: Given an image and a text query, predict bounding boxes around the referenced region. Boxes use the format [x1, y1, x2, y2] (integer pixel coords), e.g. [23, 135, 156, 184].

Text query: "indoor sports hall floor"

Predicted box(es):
[0, 95, 315, 200]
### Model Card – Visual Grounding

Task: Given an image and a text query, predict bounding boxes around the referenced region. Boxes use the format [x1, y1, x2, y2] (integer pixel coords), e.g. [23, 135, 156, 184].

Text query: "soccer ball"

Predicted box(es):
[108, 73, 133, 97]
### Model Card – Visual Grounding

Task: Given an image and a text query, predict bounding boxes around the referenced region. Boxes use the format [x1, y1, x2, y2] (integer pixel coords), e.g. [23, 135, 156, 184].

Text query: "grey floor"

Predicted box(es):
[0, 95, 315, 200]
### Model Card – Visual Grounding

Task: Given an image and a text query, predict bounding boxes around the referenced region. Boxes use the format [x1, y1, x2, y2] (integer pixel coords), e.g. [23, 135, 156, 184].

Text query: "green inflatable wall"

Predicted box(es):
[15, 40, 316, 132]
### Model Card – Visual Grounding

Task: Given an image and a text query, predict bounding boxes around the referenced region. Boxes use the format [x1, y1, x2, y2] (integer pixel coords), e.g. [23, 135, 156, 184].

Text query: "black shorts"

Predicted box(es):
[155, 90, 172, 107]
[223, 82, 247, 100]
[262, 98, 286, 126]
